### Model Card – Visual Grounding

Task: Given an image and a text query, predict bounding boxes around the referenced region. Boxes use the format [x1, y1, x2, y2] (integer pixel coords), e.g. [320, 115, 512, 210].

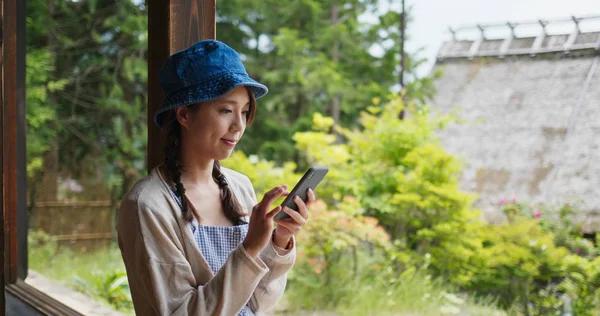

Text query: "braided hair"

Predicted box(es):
[162, 88, 257, 225]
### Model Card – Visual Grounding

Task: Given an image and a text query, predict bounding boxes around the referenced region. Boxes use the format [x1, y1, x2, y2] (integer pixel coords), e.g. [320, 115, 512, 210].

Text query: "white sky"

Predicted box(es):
[399, 0, 600, 76]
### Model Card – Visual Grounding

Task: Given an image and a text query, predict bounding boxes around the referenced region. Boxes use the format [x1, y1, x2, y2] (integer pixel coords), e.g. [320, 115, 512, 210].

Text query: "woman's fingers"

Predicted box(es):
[282, 206, 306, 226]
[274, 219, 302, 233]
[259, 185, 288, 215]
[294, 196, 309, 220]
[307, 188, 316, 204]
[266, 206, 283, 219]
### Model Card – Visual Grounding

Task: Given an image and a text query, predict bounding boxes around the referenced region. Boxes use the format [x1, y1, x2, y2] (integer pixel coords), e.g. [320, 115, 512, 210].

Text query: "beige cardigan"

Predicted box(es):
[117, 166, 296, 315]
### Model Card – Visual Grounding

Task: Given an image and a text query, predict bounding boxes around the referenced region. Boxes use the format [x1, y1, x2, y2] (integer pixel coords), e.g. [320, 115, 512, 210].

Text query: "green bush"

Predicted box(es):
[286, 198, 391, 309]
[72, 270, 132, 311]
[495, 201, 600, 315]
[221, 150, 302, 205]
[506, 201, 598, 258]
[281, 199, 501, 315]
[287, 97, 600, 314]
[470, 218, 568, 311]
[294, 97, 480, 256]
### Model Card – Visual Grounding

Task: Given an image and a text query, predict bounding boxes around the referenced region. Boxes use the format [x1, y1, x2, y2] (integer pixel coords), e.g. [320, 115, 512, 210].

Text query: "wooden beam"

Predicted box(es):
[31, 201, 113, 208]
[1, 0, 5, 310]
[147, 0, 216, 172]
[6, 280, 82, 316]
[3, 0, 27, 285]
[52, 232, 115, 241]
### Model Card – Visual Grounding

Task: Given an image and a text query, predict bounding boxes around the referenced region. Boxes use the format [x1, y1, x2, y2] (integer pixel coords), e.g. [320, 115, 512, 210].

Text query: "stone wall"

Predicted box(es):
[431, 54, 600, 231]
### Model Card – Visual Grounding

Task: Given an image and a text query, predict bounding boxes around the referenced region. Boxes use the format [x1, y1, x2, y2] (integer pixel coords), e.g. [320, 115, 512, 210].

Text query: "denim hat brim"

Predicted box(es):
[153, 72, 268, 128]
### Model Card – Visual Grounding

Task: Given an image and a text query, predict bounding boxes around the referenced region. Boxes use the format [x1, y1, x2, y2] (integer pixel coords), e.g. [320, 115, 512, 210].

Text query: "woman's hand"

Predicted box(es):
[273, 188, 316, 249]
[242, 185, 289, 259]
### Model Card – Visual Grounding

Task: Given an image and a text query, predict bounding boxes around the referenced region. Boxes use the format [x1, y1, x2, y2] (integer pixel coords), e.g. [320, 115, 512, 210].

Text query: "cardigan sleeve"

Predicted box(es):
[117, 190, 270, 316]
[249, 236, 296, 313]
[237, 175, 297, 313]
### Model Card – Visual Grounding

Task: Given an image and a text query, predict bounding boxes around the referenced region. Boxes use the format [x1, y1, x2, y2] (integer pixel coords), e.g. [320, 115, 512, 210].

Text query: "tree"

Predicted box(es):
[217, 0, 436, 163]
[26, 0, 148, 201]
[25, 0, 438, 201]
[293, 97, 481, 270]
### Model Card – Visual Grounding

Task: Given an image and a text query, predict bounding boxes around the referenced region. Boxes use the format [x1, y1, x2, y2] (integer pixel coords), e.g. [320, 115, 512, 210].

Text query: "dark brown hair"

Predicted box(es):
[162, 88, 257, 225]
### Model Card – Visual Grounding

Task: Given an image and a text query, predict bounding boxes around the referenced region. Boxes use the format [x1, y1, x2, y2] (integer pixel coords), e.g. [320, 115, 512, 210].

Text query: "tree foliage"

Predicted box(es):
[26, 0, 147, 200]
[26, 0, 439, 199]
[217, 0, 438, 163]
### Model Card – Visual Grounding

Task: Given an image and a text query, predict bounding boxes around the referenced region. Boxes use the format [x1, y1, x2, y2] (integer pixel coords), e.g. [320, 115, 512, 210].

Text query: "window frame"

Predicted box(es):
[2, 0, 81, 314]
[3, 0, 28, 284]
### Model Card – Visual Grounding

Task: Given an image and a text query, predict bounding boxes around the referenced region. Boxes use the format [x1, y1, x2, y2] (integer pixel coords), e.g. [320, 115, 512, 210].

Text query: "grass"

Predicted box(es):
[28, 230, 133, 314]
[29, 243, 124, 283]
[333, 274, 504, 316]
[281, 265, 506, 316]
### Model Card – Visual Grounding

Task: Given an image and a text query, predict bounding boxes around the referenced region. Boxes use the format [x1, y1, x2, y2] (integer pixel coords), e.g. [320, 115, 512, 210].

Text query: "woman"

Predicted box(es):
[117, 40, 314, 315]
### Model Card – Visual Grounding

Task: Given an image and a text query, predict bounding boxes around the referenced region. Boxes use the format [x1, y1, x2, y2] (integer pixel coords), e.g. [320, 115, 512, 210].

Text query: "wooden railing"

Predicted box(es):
[438, 15, 600, 60]
[29, 200, 117, 248]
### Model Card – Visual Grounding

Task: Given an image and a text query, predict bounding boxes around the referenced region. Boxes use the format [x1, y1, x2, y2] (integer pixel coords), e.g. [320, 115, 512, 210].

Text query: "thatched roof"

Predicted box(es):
[431, 16, 600, 232]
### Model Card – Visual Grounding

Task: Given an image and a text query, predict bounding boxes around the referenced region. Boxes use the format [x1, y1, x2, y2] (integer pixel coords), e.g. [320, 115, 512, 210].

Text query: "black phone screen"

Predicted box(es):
[274, 166, 328, 220]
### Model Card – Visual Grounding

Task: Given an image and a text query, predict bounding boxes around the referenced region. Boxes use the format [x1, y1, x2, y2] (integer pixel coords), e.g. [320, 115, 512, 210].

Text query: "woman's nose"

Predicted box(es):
[230, 112, 245, 132]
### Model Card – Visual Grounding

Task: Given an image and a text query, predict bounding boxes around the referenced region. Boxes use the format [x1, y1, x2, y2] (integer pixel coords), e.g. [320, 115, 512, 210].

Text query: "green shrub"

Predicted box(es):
[72, 270, 132, 311]
[496, 201, 600, 315]
[286, 198, 392, 309]
[221, 150, 302, 205]
[470, 219, 568, 310]
[287, 98, 600, 314]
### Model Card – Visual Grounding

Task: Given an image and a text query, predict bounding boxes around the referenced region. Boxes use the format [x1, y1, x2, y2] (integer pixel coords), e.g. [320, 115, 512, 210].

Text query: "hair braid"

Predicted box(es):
[164, 114, 193, 221]
[213, 161, 247, 225]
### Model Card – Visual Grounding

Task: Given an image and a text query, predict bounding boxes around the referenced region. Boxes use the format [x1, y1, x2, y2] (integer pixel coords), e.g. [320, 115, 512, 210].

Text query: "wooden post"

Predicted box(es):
[1, 0, 5, 310]
[3, 0, 27, 285]
[147, 0, 216, 172]
[330, 1, 340, 126]
[399, 0, 405, 92]
[398, 0, 406, 120]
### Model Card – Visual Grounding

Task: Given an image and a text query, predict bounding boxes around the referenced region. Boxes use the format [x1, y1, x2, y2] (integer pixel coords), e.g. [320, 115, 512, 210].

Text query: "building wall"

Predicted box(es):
[431, 55, 600, 230]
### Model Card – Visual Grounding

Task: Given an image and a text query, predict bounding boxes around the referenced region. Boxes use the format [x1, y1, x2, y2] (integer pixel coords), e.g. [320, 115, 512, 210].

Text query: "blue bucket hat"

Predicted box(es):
[153, 40, 268, 128]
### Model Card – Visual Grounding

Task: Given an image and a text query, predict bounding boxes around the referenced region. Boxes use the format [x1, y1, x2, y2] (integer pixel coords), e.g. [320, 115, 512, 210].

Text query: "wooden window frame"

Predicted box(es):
[2, 0, 80, 314]
[1, 0, 5, 311]
[3, 0, 27, 285]
[2, 0, 215, 314]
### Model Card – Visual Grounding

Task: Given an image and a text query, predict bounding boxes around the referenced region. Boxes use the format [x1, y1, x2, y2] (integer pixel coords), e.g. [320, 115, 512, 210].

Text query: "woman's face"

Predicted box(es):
[176, 86, 251, 161]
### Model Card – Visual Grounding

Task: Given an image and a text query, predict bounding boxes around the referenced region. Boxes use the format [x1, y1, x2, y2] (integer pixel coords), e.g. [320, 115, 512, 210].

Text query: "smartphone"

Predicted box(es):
[274, 166, 329, 220]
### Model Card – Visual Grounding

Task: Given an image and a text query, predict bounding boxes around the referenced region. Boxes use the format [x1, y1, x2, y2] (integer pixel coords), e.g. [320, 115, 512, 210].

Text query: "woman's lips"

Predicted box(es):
[221, 139, 237, 147]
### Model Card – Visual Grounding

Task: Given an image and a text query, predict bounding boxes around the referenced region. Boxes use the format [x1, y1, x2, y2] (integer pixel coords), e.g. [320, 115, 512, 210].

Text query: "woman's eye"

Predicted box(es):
[220, 109, 232, 114]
